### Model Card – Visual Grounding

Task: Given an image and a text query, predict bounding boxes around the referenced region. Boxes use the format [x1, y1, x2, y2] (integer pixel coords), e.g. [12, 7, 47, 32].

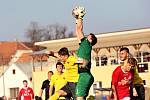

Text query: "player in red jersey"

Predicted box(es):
[18, 80, 34, 100]
[112, 58, 134, 100]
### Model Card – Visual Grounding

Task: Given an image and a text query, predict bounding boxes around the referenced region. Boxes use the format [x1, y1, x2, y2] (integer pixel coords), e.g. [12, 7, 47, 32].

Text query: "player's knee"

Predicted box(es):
[76, 97, 84, 100]
[57, 90, 67, 96]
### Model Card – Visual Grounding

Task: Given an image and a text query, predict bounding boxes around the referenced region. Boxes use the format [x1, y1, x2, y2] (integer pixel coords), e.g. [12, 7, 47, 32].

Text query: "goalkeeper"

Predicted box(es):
[72, 6, 97, 100]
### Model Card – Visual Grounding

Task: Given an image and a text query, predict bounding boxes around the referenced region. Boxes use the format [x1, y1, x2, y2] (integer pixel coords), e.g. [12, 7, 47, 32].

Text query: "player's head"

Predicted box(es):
[23, 80, 28, 87]
[58, 47, 69, 62]
[48, 71, 53, 80]
[119, 47, 129, 61]
[125, 58, 137, 71]
[128, 58, 138, 69]
[87, 33, 97, 46]
[56, 62, 64, 73]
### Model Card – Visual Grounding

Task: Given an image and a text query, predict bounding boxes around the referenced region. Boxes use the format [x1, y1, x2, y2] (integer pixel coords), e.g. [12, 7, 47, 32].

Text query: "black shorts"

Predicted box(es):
[130, 84, 145, 100]
[61, 82, 77, 100]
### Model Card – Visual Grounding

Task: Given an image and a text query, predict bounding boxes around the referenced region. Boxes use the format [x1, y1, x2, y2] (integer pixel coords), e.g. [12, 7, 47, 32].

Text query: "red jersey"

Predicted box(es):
[112, 66, 132, 99]
[18, 87, 34, 100]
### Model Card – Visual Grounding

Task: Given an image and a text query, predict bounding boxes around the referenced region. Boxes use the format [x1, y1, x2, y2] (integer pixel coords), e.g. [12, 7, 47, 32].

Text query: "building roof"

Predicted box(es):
[0, 41, 31, 65]
[35, 28, 150, 51]
[16, 53, 32, 62]
[16, 52, 48, 63]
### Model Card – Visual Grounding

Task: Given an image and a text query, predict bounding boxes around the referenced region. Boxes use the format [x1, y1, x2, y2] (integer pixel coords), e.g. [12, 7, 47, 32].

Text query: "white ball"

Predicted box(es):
[72, 6, 86, 19]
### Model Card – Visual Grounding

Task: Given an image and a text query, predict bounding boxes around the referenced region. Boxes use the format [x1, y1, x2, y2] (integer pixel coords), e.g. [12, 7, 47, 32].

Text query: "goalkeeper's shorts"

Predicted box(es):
[76, 72, 94, 97]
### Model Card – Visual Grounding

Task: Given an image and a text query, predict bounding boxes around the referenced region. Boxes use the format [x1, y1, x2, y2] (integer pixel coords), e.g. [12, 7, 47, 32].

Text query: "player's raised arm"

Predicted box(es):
[72, 6, 86, 42]
[76, 19, 84, 42]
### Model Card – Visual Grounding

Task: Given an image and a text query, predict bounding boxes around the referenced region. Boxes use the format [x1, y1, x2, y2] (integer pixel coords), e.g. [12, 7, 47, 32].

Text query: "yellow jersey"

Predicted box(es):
[50, 72, 67, 92]
[64, 55, 79, 83]
[132, 67, 143, 85]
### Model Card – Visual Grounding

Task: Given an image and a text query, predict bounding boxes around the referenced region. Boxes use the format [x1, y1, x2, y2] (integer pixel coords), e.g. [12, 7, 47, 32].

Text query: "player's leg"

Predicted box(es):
[76, 72, 94, 100]
[49, 90, 67, 100]
[135, 85, 145, 100]
[61, 83, 73, 100]
[84, 73, 94, 99]
[67, 82, 77, 100]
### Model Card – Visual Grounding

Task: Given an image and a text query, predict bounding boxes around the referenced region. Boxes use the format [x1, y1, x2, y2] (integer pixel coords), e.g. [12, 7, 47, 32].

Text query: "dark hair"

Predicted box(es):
[89, 33, 97, 46]
[120, 47, 129, 53]
[128, 58, 138, 67]
[23, 80, 27, 83]
[56, 62, 64, 68]
[58, 47, 69, 56]
[48, 71, 53, 75]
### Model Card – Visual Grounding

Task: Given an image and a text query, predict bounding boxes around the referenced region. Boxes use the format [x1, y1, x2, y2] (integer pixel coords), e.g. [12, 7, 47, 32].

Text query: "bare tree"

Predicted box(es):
[26, 22, 42, 43]
[67, 31, 75, 38]
[25, 22, 73, 43]
[46, 24, 66, 40]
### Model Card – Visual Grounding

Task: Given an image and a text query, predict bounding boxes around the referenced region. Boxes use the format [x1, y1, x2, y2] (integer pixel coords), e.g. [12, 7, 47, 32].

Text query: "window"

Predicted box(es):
[110, 56, 117, 65]
[137, 63, 148, 73]
[135, 51, 141, 62]
[143, 52, 150, 62]
[10, 88, 19, 99]
[95, 56, 100, 66]
[12, 69, 16, 74]
[95, 56, 108, 66]
[135, 51, 150, 63]
[101, 55, 107, 66]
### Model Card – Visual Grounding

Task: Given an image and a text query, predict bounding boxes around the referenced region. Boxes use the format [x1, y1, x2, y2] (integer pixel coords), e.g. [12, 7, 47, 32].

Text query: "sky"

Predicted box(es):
[0, 0, 150, 41]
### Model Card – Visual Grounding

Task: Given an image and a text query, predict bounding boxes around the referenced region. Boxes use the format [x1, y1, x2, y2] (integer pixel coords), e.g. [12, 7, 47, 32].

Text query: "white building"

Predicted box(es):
[0, 62, 33, 99]
[0, 42, 33, 99]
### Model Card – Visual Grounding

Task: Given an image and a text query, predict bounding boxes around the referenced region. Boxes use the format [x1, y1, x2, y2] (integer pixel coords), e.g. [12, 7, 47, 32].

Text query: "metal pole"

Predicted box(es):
[40, 55, 43, 71]
[3, 64, 5, 96]
[2, 56, 5, 96]
[141, 51, 143, 63]
[32, 56, 35, 72]
[116, 50, 119, 64]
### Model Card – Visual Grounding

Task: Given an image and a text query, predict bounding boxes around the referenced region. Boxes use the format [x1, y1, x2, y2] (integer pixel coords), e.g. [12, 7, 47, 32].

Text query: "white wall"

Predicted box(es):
[0, 63, 31, 98]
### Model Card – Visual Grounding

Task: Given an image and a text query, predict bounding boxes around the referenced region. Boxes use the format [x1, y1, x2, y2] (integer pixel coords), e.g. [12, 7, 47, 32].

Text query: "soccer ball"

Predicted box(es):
[72, 6, 86, 19]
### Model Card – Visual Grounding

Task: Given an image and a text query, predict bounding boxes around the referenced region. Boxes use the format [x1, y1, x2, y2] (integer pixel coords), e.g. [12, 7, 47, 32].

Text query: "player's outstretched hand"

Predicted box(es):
[48, 51, 54, 56]
[47, 51, 58, 58]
